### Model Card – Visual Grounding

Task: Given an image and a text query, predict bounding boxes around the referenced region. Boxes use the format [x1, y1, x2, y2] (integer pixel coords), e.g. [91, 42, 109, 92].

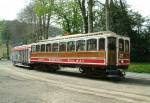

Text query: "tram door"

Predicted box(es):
[107, 37, 117, 65]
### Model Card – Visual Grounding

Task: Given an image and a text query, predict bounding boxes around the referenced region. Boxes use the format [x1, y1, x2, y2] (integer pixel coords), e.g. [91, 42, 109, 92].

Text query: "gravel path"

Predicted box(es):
[0, 60, 150, 103]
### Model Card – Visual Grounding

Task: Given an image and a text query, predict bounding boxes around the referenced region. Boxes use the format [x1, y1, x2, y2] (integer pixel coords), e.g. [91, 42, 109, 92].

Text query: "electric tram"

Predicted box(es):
[11, 31, 130, 78]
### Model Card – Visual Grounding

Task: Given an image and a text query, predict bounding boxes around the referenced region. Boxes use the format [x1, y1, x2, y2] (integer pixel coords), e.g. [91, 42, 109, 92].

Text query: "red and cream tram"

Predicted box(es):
[11, 31, 130, 78]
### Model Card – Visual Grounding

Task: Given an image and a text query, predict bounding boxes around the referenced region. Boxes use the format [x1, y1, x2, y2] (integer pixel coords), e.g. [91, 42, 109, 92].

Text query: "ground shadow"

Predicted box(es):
[16, 65, 150, 86]
[119, 77, 150, 86]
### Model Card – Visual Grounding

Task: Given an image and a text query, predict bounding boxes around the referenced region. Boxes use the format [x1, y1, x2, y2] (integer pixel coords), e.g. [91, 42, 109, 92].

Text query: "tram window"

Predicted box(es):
[31, 46, 33, 52]
[33, 46, 36, 52]
[36, 45, 40, 52]
[41, 44, 46, 52]
[108, 37, 116, 50]
[99, 38, 105, 50]
[52, 43, 58, 52]
[67, 41, 75, 52]
[125, 40, 129, 52]
[46, 44, 51, 52]
[31, 45, 35, 52]
[59, 42, 66, 52]
[119, 39, 124, 51]
[87, 39, 97, 51]
[76, 40, 85, 51]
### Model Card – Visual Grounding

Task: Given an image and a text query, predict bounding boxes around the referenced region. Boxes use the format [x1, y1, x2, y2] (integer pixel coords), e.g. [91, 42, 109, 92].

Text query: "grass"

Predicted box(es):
[128, 63, 150, 73]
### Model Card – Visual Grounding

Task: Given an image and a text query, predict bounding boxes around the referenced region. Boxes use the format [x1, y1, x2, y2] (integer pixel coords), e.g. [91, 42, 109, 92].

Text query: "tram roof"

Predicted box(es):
[12, 44, 31, 51]
[30, 31, 129, 45]
[44, 31, 115, 41]
[42, 31, 127, 40]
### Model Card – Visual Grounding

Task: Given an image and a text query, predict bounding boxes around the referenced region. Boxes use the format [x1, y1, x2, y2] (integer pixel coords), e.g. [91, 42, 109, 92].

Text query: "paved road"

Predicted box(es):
[0, 60, 150, 103]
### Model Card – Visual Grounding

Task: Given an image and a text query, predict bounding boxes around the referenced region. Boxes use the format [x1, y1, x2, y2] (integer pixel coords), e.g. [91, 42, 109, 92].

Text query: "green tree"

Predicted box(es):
[33, 0, 54, 39]
[17, 3, 38, 42]
[0, 21, 11, 59]
[54, 0, 82, 34]
[106, 0, 132, 36]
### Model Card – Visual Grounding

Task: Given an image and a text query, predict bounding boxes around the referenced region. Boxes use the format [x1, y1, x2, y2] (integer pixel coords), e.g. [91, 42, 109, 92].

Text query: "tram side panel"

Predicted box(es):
[30, 51, 106, 68]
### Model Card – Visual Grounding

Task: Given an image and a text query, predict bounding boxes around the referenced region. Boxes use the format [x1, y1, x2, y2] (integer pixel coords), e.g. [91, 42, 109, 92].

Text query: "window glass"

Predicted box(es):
[31, 46, 33, 52]
[87, 39, 97, 51]
[41, 44, 46, 52]
[31, 45, 35, 52]
[46, 44, 51, 52]
[34, 46, 36, 52]
[59, 42, 66, 52]
[99, 38, 105, 50]
[36, 45, 40, 52]
[125, 40, 129, 52]
[119, 39, 124, 51]
[52, 43, 58, 52]
[108, 37, 116, 50]
[67, 41, 75, 52]
[76, 40, 85, 51]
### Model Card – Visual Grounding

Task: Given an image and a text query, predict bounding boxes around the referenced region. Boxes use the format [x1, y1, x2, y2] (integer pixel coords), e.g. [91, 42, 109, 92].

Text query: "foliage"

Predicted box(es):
[128, 63, 150, 73]
[0, 21, 11, 59]
[54, 0, 83, 34]
[103, 0, 150, 62]
[1, 21, 30, 45]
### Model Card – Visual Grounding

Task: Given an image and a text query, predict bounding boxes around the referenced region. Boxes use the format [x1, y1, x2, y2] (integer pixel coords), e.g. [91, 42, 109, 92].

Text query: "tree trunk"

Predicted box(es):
[39, 15, 43, 40]
[105, 0, 110, 31]
[46, 14, 51, 39]
[88, 0, 94, 33]
[42, 14, 46, 39]
[6, 42, 9, 60]
[77, 0, 88, 33]
[64, 15, 71, 33]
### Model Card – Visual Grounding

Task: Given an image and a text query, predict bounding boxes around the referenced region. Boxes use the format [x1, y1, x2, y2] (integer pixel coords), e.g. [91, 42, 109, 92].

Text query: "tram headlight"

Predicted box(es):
[121, 60, 124, 63]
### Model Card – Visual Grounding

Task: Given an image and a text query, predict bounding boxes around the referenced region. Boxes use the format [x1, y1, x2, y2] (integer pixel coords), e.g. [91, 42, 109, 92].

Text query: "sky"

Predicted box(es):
[127, 0, 150, 17]
[0, 0, 150, 20]
[0, 0, 30, 20]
